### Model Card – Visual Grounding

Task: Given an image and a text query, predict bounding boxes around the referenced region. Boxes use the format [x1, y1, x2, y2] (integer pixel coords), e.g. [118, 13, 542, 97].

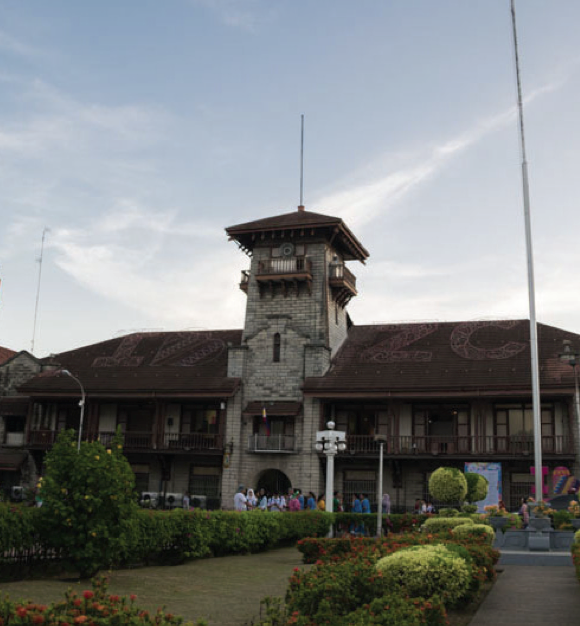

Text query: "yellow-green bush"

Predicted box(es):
[376, 544, 471, 607]
[429, 467, 468, 504]
[423, 517, 474, 533]
[451, 523, 495, 545]
[574, 529, 580, 544]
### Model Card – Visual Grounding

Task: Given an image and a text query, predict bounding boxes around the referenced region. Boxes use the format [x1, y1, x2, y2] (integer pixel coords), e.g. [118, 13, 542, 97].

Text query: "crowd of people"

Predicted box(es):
[233, 486, 392, 514]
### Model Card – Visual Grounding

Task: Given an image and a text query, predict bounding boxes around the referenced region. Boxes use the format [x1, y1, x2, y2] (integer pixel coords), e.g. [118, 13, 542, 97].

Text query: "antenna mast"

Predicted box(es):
[510, 0, 543, 500]
[31, 227, 50, 354]
[299, 114, 305, 210]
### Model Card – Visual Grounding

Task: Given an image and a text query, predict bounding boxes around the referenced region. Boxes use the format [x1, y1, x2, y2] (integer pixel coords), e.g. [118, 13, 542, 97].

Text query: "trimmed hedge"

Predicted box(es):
[0, 507, 333, 579]
[376, 544, 471, 607]
[451, 523, 495, 545]
[422, 517, 474, 532]
[572, 540, 580, 583]
[333, 512, 430, 534]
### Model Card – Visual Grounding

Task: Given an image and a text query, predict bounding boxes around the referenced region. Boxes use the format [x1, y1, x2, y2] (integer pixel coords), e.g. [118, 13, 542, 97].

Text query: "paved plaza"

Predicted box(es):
[470, 565, 580, 626]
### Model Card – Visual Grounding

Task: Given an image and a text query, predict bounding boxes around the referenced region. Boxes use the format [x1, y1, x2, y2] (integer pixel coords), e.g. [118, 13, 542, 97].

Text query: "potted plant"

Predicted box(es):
[484, 504, 509, 530]
[568, 500, 580, 530]
[528, 499, 554, 531]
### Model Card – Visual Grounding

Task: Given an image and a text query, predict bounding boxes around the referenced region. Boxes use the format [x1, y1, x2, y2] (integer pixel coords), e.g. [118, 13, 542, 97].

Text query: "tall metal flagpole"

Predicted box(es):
[31, 227, 50, 354]
[299, 114, 305, 209]
[510, 0, 543, 501]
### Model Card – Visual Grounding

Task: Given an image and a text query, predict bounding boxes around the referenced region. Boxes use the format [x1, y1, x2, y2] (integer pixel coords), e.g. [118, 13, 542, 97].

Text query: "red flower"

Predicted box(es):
[73, 600, 82, 607]
[130, 595, 137, 601]
[82, 591, 94, 600]
[74, 617, 88, 624]
[32, 615, 45, 624]
[16, 608, 27, 618]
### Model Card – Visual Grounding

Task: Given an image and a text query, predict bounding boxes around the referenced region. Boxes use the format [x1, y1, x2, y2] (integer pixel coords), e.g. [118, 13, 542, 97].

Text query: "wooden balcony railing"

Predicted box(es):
[257, 257, 312, 276]
[163, 432, 223, 451]
[343, 434, 575, 456]
[27, 430, 57, 448]
[239, 270, 250, 293]
[247, 434, 296, 453]
[328, 262, 357, 305]
[329, 262, 357, 290]
[99, 431, 154, 450]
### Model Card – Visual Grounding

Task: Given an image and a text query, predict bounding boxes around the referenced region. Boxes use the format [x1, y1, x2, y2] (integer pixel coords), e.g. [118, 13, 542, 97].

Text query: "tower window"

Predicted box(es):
[273, 333, 281, 362]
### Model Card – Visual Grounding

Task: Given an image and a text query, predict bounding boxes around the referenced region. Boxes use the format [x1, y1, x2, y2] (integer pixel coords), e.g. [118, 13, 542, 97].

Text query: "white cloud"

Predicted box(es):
[0, 30, 43, 59]
[189, 0, 277, 32]
[315, 78, 566, 230]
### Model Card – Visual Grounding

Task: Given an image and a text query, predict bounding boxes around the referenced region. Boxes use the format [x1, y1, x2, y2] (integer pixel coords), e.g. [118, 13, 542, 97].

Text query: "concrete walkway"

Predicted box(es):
[469, 565, 580, 626]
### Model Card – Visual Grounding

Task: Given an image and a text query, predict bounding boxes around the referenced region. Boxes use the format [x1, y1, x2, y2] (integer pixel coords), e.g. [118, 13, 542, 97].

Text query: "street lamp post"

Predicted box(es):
[374, 434, 388, 537]
[315, 421, 347, 536]
[59, 369, 86, 452]
[560, 340, 580, 476]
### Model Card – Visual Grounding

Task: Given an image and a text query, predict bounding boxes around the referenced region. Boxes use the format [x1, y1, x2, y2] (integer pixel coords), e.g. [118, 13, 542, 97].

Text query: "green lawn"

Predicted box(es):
[0, 547, 306, 626]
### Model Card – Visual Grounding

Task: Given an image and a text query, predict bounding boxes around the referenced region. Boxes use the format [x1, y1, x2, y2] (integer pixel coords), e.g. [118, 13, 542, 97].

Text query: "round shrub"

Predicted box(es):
[465, 473, 489, 503]
[461, 504, 478, 514]
[452, 523, 495, 545]
[575, 529, 580, 544]
[438, 508, 460, 517]
[376, 544, 471, 607]
[422, 517, 474, 533]
[429, 467, 468, 504]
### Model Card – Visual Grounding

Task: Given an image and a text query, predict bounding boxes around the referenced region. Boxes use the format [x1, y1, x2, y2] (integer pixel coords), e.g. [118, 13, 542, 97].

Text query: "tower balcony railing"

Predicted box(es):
[257, 257, 312, 276]
[328, 262, 357, 306]
[342, 434, 574, 457]
[239, 270, 250, 293]
[247, 434, 296, 453]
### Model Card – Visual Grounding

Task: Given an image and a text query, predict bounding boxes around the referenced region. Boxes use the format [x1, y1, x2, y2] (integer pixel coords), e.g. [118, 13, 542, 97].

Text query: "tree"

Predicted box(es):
[465, 472, 489, 503]
[428, 467, 468, 504]
[39, 429, 138, 577]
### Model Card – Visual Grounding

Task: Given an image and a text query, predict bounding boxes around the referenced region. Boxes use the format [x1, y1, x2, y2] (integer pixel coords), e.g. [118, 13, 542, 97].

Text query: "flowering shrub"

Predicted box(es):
[39, 430, 138, 578]
[451, 523, 495, 545]
[422, 517, 474, 533]
[0, 575, 207, 626]
[568, 500, 580, 518]
[527, 499, 556, 517]
[344, 595, 448, 626]
[376, 544, 471, 608]
[483, 505, 507, 517]
[428, 467, 467, 504]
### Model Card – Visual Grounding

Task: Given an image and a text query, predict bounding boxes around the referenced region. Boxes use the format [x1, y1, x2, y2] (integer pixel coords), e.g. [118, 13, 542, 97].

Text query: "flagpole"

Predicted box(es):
[510, 0, 543, 501]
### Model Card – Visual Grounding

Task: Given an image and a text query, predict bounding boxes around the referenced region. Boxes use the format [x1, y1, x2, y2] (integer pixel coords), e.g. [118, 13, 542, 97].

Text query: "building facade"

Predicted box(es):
[2, 206, 580, 509]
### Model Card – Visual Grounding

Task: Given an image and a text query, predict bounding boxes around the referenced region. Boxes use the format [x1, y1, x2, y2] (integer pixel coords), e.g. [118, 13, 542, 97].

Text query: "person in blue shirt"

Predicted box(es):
[297, 489, 305, 510]
[361, 493, 371, 514]
[350, 493, 363, 534]
[306, 491, 317, 510]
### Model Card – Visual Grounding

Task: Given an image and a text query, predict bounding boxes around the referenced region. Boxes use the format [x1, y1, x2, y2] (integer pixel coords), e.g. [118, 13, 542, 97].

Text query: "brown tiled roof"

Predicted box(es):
[226, 208, 369, 262]
[303, 320, 579, 396]
[20, 330, 243, 396]
[0, 347, 16, 365]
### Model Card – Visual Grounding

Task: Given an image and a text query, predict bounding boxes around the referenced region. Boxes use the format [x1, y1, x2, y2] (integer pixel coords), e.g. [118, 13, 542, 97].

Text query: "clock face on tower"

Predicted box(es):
[280, 242, 295, 257]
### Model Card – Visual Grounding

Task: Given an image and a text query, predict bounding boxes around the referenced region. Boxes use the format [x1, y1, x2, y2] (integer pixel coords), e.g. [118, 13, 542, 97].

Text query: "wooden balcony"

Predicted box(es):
[99, 431, 154, 450]
[255, 257, 312, 295]
[342, 434, 575, 457]
[163, 432, 223, 451]
[329, 262, 357, 306]
[247, 434, 296, 453]
[239, 270, 250, 293]
[27, 430, 57, 448]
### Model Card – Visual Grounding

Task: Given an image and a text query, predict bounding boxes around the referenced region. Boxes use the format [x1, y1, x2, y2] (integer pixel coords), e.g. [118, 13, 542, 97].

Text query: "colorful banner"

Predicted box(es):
[464, 462, 502, 513]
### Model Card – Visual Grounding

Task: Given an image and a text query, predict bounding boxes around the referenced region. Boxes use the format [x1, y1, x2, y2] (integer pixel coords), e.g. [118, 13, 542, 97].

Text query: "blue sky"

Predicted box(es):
[1, 1, 580, 357]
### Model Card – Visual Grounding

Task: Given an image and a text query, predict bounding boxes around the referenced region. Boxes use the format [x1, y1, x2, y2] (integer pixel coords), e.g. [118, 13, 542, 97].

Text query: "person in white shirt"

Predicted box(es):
[247, 488, 257, 509]
[233, 486, 248, 511]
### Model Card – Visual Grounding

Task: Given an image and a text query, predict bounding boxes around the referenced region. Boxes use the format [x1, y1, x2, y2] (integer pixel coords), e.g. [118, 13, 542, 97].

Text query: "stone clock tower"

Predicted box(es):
[222, 206, 368, 502]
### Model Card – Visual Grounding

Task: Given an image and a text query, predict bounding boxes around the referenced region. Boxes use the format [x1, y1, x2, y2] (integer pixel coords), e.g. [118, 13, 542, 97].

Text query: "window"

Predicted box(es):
[189, 466, 221, 499]
[273, 333, 281, 362]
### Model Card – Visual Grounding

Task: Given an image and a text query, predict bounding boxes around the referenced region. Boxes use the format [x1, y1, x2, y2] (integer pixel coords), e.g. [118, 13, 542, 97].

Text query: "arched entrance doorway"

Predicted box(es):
[256, 469, 291, 495]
